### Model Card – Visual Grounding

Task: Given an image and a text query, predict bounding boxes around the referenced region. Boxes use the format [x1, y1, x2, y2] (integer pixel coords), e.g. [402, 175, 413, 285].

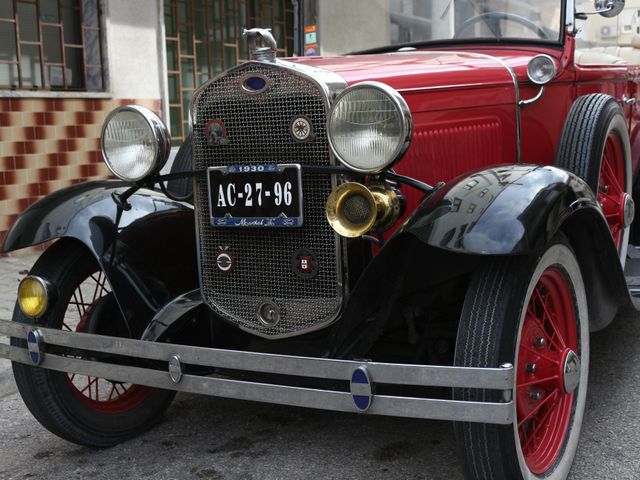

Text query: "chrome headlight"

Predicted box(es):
[328, 82, 412, 174]
[527, 55, 557, 85]
[101, 105, 171, 182]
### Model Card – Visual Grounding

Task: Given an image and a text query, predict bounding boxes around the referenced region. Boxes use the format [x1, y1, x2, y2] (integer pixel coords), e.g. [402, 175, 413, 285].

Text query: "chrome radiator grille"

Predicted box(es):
[192, 62, 342, 338]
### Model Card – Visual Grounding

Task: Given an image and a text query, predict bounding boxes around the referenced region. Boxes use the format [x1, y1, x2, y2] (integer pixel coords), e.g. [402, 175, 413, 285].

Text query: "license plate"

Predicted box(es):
[207, 164, 303, 227]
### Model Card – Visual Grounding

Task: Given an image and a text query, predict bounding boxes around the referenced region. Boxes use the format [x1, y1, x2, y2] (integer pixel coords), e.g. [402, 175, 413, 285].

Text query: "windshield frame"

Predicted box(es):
[349, 0, 570, 55]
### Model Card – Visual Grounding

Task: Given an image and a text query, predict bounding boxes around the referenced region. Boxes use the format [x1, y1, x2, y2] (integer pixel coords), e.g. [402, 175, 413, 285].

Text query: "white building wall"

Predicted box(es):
[103, 0, 164, 100]
[317, 0, 390, 55]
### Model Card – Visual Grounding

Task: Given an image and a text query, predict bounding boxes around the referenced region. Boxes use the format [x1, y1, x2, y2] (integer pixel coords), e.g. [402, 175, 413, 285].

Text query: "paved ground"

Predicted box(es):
[0, 252, 639, 479]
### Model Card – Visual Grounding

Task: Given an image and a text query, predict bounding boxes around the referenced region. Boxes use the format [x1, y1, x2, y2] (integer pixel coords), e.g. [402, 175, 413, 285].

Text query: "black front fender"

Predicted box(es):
[2, 180, 197, 337]
[399, 164, 599, 255]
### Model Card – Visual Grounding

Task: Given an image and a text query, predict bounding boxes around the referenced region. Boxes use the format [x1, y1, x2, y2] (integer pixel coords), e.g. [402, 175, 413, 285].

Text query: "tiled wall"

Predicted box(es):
[0, 97, 161, 252]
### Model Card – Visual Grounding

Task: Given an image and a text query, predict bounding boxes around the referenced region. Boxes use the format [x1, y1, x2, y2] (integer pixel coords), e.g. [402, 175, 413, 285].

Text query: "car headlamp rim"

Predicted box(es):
[328, 81, 413, 174]
[100, 104, 171, 183]
[526, 54, 558, 86]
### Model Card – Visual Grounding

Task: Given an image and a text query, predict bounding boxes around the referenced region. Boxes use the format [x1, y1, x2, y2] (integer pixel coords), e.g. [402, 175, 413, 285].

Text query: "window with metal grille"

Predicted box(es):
[164, 0, 295, 145]
[0, 0, 105, 91]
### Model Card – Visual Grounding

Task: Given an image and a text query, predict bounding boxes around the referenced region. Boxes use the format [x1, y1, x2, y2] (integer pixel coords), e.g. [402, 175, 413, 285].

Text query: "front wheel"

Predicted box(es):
[11, 240, 176, 447]
[454, 240, 589, 480]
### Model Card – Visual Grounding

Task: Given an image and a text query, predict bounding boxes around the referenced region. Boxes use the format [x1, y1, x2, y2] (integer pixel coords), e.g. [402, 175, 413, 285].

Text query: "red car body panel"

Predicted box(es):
[291, 33, 640, 220]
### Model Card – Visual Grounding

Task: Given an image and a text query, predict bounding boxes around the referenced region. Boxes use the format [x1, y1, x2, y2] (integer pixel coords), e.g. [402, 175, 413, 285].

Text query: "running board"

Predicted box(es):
[0, 319, 515, 425]
[626, 245, 640, 308]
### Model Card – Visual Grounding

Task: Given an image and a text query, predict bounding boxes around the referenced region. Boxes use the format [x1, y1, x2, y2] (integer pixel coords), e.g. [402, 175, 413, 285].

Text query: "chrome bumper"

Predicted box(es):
[0, 319, 514, 425]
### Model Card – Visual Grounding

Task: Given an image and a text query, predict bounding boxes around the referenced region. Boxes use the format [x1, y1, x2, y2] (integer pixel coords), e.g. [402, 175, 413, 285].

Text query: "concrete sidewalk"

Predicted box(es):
[0, 252, 38, 399]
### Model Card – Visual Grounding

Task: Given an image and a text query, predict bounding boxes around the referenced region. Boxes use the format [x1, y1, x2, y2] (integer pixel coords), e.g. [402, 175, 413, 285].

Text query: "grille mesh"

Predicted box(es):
[192, 63, 342, 337]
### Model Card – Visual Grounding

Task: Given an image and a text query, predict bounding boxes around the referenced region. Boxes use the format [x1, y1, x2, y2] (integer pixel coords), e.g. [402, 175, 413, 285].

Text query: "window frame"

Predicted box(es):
[0, 0, 107, 92]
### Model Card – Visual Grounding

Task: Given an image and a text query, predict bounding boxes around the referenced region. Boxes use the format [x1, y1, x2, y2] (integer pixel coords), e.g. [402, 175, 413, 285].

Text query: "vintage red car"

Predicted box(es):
[0, 1, 637, 479]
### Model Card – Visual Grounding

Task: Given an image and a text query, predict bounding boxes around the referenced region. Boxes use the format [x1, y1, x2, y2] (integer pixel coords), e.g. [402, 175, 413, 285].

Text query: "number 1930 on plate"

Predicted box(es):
[207, 164, 303, 228]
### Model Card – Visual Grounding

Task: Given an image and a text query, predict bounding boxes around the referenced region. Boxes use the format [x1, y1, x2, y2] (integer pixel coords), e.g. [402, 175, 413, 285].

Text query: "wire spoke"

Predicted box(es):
[71, 292, 84, 320]
[527, 393, 563, 449]
[535, 288, 566, 350]
[518, 389, 559, 428]
[521, 391, 562, 452]
[520, 344, 560, 365]
[517, 375, 558, 389]
[80, 376, 97, 395]
[602, 155, 623, 194]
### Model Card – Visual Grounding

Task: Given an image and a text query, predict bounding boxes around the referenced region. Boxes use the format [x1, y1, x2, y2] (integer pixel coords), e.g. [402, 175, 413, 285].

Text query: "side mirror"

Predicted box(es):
[595, 0, 625, 17]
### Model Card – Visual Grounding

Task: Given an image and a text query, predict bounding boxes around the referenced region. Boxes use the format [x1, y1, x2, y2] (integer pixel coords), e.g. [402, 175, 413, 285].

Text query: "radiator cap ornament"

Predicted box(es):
[244, 28, 277, 63]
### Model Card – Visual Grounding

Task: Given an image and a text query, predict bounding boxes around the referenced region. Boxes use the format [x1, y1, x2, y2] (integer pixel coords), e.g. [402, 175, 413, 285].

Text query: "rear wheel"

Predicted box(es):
[11, 241, 175, 447]
[556, 94, 633, 265]
[454, 240, 589, 479]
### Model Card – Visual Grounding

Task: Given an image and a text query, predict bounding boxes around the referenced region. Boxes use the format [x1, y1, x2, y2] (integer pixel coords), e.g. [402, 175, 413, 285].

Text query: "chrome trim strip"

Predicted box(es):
[0, 320, 513, 390]
[189, 59, 349, 340]
[519, 85, 546, 106]
[0, 321, 514, 425]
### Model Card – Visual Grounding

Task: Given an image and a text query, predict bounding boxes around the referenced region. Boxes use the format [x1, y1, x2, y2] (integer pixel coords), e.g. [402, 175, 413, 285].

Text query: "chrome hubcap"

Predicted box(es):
[562, 350, 581, 394]
[623, 193, 635, 228]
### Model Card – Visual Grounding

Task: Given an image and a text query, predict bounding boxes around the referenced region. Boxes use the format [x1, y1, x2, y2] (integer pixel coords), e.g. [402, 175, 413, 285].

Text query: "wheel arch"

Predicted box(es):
[560, 208, 628, 331]
[3, 181, 198, 337]
[394, 163, 629, 331]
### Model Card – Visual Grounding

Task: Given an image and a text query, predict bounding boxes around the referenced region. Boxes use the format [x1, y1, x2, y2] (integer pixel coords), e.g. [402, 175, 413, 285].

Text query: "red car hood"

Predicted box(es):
[287, 50, 536, 107]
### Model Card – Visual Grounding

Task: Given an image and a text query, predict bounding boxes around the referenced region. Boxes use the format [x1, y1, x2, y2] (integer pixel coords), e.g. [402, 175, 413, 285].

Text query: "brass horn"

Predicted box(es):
[325, 182, 404, 238]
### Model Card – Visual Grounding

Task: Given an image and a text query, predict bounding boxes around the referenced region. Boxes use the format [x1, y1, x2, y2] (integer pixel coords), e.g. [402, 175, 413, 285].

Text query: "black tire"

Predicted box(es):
[10, 240, 176, 447]
[454, 239, 589, 480]
[165, 134, 193, 202]
[556, 94, 631, 263]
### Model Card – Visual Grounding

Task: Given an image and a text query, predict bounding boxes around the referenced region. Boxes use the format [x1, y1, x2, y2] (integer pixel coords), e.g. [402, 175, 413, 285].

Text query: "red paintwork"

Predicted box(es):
[290, 32, 640, 222]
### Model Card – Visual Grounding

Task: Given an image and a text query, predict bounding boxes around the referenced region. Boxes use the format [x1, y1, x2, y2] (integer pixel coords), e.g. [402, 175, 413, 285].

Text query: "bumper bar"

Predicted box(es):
[0, 319, 514, 424]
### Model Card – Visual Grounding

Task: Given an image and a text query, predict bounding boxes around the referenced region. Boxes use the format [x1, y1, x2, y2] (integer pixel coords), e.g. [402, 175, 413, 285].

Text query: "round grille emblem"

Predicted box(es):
[291, 248, 318, 279]
[216, 249, 235, 273]
[204, 119, 229, 145]
[290, 116, 314, 142]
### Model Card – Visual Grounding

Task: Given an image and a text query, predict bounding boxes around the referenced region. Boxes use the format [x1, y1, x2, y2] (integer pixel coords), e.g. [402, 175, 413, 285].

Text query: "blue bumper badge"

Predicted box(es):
[26, 329, 43, 366]
[350, 366, 373, 412]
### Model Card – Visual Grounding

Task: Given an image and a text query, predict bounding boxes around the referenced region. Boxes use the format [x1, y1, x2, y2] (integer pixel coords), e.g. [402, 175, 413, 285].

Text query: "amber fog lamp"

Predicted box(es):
[326, 182, 405, 238]
[527, 55, 557, 85]
[18, 276, 51, 319]
[328, 82, 412, 174]
[101, 105, 171, 182]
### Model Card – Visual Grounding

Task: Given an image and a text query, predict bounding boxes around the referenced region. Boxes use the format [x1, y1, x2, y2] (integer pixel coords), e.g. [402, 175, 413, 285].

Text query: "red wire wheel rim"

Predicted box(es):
[516, 267, 579, 475]
[62, 270, 152, 414]
[599, 131, 627, 251]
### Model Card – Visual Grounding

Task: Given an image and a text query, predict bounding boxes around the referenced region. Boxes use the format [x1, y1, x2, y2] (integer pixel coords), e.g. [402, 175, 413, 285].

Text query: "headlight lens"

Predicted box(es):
[101, 105, 170, 182]
[18, 276, 49, 318]
[527, 55, 557, 85]
[328, 82, 412, 173]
